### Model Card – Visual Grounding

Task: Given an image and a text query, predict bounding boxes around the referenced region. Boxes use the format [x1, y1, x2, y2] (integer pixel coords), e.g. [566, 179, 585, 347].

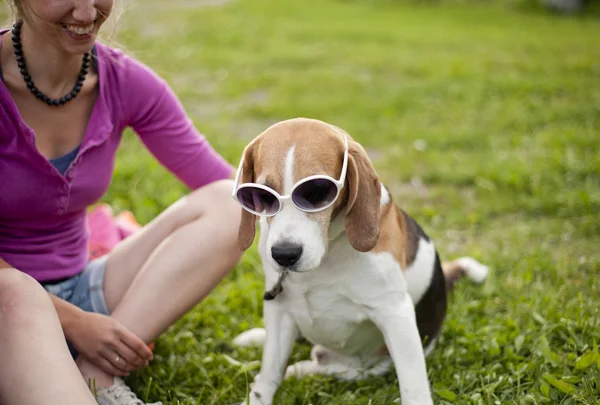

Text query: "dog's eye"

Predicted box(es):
[293, 179, 337, 210]
[304, 186, 329, 203]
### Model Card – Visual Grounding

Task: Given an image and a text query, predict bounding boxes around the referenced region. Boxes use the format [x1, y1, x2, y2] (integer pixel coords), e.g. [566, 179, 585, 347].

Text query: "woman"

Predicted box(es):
[0, 0, 243, 404]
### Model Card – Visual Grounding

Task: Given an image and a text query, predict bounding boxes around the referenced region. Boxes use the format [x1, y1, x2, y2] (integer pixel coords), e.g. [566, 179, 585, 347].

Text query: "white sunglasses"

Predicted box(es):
[232, 134, 349, 217]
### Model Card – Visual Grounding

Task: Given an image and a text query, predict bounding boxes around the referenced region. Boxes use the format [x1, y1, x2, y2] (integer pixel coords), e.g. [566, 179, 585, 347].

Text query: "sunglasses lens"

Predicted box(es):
[236, 187, 280, 215]
[292, 178, 338, 211]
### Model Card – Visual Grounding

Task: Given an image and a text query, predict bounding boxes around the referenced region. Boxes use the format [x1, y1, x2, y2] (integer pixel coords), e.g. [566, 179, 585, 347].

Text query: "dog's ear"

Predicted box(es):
[236, 142, 259, 251]
[344, 139, 381, 252]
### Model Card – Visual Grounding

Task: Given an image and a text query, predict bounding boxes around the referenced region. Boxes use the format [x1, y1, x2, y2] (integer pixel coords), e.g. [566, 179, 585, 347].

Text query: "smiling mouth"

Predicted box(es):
[60, 20, 97, 36]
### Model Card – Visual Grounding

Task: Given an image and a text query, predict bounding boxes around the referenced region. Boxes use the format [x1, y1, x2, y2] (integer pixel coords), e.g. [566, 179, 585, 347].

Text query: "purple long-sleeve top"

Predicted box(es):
[0, 31, 234, 282]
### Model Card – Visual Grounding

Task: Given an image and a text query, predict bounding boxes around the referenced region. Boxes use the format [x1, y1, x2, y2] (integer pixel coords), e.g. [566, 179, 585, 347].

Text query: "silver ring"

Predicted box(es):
[115, 355, 120, 363]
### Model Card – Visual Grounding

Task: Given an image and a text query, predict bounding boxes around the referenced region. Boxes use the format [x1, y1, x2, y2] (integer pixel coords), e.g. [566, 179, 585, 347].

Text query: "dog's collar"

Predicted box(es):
[263, 271, 288, 300]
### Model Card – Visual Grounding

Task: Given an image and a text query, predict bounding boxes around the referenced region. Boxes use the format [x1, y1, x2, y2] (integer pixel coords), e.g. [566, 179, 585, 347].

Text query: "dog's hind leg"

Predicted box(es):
[284, 345, 393, 381]
[233, 327, 305, 348]
[442, 256, 489, 292]
[233, 328, 267, 348]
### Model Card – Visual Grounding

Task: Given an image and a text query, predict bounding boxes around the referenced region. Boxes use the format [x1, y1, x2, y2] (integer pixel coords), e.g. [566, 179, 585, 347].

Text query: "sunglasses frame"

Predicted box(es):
[232, 134, 349, 217]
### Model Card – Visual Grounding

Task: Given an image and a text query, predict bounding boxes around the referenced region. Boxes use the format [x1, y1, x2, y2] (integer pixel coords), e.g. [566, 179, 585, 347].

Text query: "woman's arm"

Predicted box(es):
[119, 53, 235, 190]
[47, 293, 85, 336]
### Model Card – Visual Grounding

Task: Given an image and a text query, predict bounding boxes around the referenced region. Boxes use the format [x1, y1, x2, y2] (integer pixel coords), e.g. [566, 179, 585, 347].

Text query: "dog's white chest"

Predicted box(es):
[283, 282, 383, 356]
[276, 247, 405, 357]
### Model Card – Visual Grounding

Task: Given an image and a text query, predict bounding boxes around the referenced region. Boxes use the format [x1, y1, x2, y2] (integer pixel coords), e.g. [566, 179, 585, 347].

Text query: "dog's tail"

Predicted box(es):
[442, 256, 489, 292]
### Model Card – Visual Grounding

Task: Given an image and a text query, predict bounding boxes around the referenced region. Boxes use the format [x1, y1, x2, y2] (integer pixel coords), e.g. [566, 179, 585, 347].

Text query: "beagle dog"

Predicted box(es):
[231, 118, 489, 405]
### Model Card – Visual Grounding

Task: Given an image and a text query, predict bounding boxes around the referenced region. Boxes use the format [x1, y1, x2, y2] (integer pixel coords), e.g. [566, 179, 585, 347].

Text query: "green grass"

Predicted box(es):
[3, 0, 600, 403]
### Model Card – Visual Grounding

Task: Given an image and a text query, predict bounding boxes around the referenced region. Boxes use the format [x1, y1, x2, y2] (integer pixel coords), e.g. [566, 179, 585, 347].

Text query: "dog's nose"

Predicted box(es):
[271, 242, 303, 267]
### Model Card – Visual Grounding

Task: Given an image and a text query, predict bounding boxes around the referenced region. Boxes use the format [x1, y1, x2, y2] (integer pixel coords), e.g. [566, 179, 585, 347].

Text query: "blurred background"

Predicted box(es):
[1, 0, 599, 404]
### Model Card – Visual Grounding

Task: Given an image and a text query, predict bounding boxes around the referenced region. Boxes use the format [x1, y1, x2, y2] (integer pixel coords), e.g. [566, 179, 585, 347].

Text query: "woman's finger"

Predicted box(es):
[101, 348, 133, 373]
[111, 341, 146, 369]
[97, 356, 129, 378]
[118, 327, 153, 362]
[93, 355, 119, 376]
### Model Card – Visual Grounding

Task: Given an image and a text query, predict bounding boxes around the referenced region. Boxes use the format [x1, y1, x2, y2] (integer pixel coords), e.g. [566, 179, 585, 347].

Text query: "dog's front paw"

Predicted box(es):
[238, 390, 272, 405]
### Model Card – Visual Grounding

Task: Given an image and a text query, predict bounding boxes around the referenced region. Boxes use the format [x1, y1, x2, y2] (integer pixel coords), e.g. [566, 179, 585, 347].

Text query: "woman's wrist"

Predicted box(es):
[48, 293, 85, 339]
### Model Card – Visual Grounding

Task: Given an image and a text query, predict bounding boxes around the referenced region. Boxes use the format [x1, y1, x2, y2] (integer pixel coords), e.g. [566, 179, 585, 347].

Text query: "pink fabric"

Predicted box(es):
[87, 204, 141, 260]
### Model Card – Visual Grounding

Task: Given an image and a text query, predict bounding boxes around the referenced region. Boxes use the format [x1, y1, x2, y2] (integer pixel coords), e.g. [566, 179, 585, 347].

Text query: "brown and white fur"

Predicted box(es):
[232, 118, 489, 405]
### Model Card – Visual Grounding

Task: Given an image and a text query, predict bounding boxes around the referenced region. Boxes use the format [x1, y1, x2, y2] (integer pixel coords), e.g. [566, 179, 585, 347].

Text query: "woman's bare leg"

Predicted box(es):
[0, 268, 97, 405]
[77, 179, 243, 387]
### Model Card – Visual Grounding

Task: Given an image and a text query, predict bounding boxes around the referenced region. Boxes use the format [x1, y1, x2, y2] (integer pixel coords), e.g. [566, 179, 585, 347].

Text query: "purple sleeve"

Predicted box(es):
[121, 57, 233, 190]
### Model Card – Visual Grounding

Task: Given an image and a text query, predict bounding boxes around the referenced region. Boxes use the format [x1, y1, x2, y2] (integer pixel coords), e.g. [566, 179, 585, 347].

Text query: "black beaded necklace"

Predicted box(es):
[11, 20, 90, 107]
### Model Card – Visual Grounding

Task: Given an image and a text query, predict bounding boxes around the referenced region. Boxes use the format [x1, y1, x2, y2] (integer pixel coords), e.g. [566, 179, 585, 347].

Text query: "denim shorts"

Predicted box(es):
[41, 255, 110, 358]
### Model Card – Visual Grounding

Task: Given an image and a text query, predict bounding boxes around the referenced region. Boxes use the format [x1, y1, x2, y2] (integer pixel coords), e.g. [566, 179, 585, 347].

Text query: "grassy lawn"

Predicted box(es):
[3, 0, 600, 403]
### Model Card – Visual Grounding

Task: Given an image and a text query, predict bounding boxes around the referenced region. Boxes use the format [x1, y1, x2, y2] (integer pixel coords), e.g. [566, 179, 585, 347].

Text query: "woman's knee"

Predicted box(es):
[157, 179, 243, 263]
[0, 268, 51, 325]
[186, 179, 237, 212]
[159, 179, 239, 231]
[182, 179, 241, 233]
[206, 180, 243, 246]
[189, 180, 243, 255]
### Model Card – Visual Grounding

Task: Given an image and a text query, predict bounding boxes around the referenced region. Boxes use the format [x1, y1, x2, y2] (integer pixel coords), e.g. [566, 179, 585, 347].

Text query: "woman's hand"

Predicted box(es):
[65, 311, 154, 377]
